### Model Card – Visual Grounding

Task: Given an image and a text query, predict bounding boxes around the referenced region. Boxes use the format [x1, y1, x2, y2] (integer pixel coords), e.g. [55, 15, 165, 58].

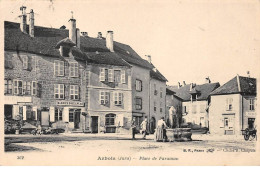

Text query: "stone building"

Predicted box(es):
[209, 75, 257, 135]
[4, 6, 168, 133]
[169, 80, 220, 128]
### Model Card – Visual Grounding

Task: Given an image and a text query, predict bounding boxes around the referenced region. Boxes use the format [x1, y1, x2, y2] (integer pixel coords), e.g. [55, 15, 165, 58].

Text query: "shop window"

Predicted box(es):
[69, 62, 79, 77]
[14, 80, 23, 95]
[54, 84, 64, 99]
[23, 81, 31, 95]
[55, 108, 63, 121]
[69, 110, 74, 122]
[136, 79, 142, 92]
[105, 113, 116, 126]
[135, 97, 142, 110]
[70, 85, 79, 100]
[226, 98, 233, 111]
[249, 99, 255, 111]
[114, 92, 123, 105]
[100, 91, 109, 105]
[4, 79, 12, 94]
[54, 60, 64, 76]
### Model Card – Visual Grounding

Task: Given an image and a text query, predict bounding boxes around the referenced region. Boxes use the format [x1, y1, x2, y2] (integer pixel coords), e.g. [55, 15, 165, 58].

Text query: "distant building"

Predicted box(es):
[209, 75, 257, 135]
[170, 80, 220, 128]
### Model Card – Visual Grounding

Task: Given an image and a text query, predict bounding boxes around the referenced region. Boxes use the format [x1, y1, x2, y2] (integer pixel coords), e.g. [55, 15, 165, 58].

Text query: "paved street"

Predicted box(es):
[3, 133, 258, 165]
[5, 133, 256, 153]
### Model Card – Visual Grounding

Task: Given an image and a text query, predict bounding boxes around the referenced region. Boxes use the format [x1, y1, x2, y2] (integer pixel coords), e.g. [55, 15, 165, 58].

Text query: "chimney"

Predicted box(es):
[183, 81, 186, 86]
[205, 76, 211, 83]
[247, 71, 250, 78]
[29, 9, 34, 37]
[97, 32, 102, 39]
[146, 55, 152, 63]
[190, 83, 193, 91]
[178, 82, 182, 89]
[19, 6, 27, 33]
[68, 14, 77, 45]
[76, 28, 80, 48]
[106, 31, 114, 52]
[81, 32, 88, 36]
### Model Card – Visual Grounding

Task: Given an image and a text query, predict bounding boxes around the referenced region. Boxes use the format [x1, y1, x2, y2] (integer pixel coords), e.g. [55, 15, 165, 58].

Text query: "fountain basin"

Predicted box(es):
[166, 128, 192, 142]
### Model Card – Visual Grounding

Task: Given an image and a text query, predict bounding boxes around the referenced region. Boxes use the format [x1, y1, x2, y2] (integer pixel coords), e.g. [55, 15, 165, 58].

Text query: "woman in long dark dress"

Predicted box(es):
[155, 117, 168, 142]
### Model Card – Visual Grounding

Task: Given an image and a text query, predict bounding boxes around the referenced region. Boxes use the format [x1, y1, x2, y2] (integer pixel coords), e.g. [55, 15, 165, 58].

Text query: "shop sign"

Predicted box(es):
[56, 101, 84, 107]
[246, 112, 256, 116]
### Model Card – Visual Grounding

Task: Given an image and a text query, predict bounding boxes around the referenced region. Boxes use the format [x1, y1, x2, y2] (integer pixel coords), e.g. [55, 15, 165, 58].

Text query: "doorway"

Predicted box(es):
[74, 110, 81, 129]
[150, 117, 156, 134]
[4, 105, 13, 119]
[91, 116, 99, 133]
[248, 118, 255, 129]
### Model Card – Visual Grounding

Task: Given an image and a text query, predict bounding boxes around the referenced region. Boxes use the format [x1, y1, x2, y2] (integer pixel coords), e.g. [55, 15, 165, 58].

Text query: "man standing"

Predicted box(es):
[131, 118, 137, 140]
[140, 118, 148, 139]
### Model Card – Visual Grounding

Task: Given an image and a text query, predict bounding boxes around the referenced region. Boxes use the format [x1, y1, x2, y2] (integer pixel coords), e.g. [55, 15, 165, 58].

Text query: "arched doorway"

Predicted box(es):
[150, 117, 156, 134]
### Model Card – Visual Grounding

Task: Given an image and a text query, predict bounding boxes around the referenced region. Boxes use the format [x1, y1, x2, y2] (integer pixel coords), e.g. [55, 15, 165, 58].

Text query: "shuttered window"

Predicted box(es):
[70, 62, 79, 77]
[4, 79, 12, 94]
[54, 84, 64, 99]
[114, 92, 123, 105]
[70, 85, 79, 100]
[23, 81, 31, 95]
[54, 60, 64, 76]
[14, 80, 23, 95]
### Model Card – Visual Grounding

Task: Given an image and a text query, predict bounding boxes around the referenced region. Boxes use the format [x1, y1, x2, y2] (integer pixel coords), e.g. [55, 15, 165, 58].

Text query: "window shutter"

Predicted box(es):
[23, 106, 27, 120]
[50, 106, 55, 122]
[28, 56, 32, 71]
[100, 68, 105, 81]
[33, 106, 37, 120]
[60, 61, 64, 76]
[54, 61, 58, 76]
[4, 56, 8, 69]
[141, 81, 143, 91]
[108, 69, 114, 82]
[75, 63, 79, 77]
[121, 70, 126, 83]
[37, 83, 41, 98]
[13, 80, 18, 95]
[63, 108, 69, 122]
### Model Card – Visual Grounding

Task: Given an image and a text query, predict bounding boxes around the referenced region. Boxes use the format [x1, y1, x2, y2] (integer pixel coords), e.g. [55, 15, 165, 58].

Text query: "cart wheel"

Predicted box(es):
[244, 129, 250, 141]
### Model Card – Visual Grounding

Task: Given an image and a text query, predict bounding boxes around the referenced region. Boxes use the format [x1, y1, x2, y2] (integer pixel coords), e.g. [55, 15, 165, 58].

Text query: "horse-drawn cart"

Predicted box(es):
[241, 128, 257, 141]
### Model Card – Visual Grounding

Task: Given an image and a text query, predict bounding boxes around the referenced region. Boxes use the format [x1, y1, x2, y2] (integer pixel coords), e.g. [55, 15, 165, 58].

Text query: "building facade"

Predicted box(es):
[4, 6, 168, 134]
[170, 80, 220, 128]
[209, 75, 257, 135]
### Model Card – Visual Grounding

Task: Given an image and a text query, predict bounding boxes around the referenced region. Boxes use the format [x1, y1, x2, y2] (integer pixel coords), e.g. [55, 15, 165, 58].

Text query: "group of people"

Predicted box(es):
[131, 117, 168, 142]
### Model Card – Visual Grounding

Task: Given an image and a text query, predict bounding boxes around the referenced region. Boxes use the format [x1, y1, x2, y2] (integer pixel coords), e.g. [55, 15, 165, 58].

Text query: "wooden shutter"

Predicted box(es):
[49, 106, 55, 122]
[54, 60, 59, 76]
[63, 108, 69, 122]
[33, 106, 37, 120]
[100, 68, 105, 81]
[121, 70, 126, 83]
[23, 106, 27, 120]
[108, 69, 114, 82]
[28, 56, 32, 71]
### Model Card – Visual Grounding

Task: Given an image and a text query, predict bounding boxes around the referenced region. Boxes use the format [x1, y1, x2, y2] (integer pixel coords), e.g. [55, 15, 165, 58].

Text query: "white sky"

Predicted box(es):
[1, 0, 260, 86]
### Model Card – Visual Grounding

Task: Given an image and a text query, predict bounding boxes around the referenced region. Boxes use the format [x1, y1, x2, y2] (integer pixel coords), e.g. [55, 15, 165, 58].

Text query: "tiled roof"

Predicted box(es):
[170, 82, 220, 101]
[150, 64, 168, 82]
[210, 76, 256, 96]
[4, 21, 153, 68]
[166, 87, 183, 101]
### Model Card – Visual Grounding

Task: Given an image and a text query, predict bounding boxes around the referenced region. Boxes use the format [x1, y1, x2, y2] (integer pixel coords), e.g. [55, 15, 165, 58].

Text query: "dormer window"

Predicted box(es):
[192, 94, 197, 101]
